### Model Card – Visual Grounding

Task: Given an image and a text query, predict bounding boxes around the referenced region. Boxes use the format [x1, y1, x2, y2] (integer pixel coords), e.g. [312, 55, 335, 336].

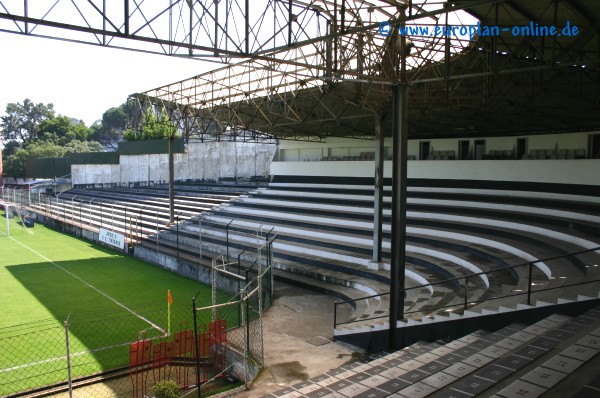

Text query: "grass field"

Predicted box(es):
[0, 211, 230, 395]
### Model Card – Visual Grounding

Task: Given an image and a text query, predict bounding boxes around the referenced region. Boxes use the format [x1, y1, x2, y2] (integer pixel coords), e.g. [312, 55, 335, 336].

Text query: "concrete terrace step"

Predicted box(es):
[226, 191, 600, 282]
[239, 193, 600, 252]
[269, 303, 600, 398]
[254, 186, 600, 222]
[266, 182, 600, 207]
[335, 293, 600, 338]
[200, 214, 492, 286]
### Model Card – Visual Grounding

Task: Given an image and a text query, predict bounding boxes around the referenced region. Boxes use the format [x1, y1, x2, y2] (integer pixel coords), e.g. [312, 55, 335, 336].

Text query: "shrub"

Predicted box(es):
[152, 380, 180, 398]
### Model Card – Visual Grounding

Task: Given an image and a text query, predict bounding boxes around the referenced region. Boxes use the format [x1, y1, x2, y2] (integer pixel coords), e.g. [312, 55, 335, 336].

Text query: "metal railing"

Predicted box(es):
[334, 246, 600, 329]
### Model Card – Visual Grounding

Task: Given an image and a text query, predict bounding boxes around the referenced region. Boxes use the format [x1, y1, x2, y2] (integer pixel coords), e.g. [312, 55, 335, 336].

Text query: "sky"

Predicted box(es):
[0, 33, 213, 126]
[0, 5, 477, 128]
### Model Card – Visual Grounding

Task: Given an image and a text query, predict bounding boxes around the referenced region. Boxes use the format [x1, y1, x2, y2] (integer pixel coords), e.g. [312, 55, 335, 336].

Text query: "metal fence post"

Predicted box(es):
[64, 316, 73, 398]
[237, 251, 245, 325]
[71, 196, 77, 224]
[139, 207, 145, 245]
[176, 213, 180, 259]
[527, 261, 534, 305]
[198, 215, 205, 265]
[226, 220, 233, 261]
[464, 276, 469, 310]
[243, 286, 249, 389]
[192, 297, 202, 398]
[88, 198, 93, 229]
[333, 302, 338, 329]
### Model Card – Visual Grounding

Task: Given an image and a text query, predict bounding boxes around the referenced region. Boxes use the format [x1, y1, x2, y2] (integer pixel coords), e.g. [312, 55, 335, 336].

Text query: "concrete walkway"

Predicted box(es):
[234, 283, 366, 397]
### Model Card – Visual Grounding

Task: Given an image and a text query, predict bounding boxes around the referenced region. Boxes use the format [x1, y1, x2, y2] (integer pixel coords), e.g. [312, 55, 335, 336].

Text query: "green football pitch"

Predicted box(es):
[0, 212, 225, 395]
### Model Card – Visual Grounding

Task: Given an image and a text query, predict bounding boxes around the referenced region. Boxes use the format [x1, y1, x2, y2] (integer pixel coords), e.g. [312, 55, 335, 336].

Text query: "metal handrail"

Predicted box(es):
[334, 245, 600, 329]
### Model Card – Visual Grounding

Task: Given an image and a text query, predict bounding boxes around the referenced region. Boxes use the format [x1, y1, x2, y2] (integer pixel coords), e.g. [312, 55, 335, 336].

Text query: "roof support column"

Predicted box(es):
[372, 115, 384, 266]
[168, 136, 175, 224]
[389, 83, 408, 351]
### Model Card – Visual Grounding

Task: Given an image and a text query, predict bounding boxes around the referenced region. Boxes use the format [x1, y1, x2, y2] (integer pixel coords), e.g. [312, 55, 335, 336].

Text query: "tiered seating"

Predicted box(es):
[427, 150, 456, 160]
[190, 180, 600, 324]
[29, 185, 248, 247]
[483, 149, 514, 160]
[31, 180, 600, 327]
[265, 304, 600, 398]
[524, 148, 587, 160]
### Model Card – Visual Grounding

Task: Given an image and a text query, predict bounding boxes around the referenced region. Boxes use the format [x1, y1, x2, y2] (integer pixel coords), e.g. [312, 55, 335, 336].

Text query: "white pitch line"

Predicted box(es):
[0, 335, 160, 373]
[8, 236, 166, 335]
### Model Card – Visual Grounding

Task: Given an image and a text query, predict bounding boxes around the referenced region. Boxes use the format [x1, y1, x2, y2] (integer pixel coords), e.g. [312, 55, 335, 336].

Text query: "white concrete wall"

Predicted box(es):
[270, 159, 600, 186]
[276, 131, 599, 160]
[72, 164, 120, 185]
[71, 141, 276, 186]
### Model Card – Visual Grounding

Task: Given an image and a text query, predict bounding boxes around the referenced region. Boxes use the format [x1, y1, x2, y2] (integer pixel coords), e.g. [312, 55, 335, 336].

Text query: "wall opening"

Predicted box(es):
[419, 141, 431, 160]
[474, 140, 486, 160]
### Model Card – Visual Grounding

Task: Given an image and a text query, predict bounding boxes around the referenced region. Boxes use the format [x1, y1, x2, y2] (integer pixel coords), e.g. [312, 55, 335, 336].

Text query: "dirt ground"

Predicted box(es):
[233, 282, 365, 397]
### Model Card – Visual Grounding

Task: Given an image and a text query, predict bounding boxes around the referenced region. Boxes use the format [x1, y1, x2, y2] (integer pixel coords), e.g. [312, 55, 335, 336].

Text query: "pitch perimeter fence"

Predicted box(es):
[0, 253, 273, 398]
[0, 300, 193, 397]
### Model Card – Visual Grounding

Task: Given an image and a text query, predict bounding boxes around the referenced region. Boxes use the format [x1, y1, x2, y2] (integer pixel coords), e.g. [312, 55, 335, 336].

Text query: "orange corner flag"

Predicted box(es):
[167, 290, 173, 305]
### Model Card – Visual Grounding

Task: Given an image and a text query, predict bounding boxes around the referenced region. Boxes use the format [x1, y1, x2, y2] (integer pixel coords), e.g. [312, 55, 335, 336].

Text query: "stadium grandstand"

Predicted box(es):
[2, 0, 600, 397]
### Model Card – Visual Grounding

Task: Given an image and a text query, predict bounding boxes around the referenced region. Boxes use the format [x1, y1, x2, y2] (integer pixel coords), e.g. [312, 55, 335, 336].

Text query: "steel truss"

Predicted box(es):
[118, 0, 599, 140]
[0, 1, 477, 77]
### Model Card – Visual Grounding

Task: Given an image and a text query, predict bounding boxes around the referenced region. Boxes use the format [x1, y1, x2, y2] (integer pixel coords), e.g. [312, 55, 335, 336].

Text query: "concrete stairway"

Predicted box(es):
[265, 302, 600, 398]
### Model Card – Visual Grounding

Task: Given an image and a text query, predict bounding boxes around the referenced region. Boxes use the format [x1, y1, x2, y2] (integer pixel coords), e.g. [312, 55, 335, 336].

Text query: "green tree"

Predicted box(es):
[124, 111, 178, 141]
[64, 139, 104, 153]
[1, 140, 21, 158]
[3, 140, 67, 177]
[91, 103, 129, 150]
[1, 99, 107, 178]
[38, 116, 91, 145]
[1, 99, 55, 143]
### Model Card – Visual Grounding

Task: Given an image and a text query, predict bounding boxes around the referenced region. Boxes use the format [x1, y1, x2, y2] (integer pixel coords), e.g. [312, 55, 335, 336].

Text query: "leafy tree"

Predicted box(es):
[38, 116, 91, 145]
[3, 141, 67, 177]
[124, 110, 179, 141]
[91, 103, 129, 150]
[64, 139, 104, 153]
[1, 99, 55, 143]
[1, 99, 107, 178]
[1, 140, 22, 158]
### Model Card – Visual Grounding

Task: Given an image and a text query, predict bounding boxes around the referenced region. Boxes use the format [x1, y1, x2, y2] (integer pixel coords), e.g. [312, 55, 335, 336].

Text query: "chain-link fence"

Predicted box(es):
[187, 237, 274, 398]
[2, 186, 275, 397]
[0, 300, 196, 397]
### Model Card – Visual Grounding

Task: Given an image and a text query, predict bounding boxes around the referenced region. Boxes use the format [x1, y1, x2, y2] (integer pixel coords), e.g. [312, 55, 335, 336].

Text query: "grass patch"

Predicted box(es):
[0, 213, 233, 395]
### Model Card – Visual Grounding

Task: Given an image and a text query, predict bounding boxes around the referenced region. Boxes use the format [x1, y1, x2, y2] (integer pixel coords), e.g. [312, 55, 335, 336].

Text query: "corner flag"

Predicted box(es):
[167, 290, 173, 335]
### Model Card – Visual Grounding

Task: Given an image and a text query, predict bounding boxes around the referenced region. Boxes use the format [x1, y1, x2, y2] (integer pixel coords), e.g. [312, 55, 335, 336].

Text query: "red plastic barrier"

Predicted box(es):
[129, 339, 152, 398]
[173, 329, 196, 388]
[152, 341, 173, 383]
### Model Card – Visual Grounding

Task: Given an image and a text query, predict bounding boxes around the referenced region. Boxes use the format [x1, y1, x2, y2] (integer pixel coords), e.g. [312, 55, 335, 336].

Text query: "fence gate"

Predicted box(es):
[189, 236, 273, 397]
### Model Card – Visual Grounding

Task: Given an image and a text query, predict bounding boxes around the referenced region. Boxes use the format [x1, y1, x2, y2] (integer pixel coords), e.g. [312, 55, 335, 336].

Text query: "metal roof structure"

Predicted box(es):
[2, 1, 597, 139]
[122, 0, 600, 141]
